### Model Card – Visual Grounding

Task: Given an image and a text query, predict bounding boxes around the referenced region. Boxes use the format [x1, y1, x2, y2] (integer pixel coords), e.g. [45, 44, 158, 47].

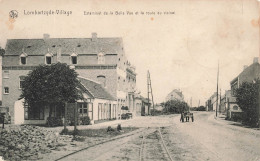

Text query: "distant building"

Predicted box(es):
[1, 33, 137, 124]
[135, 95, 151, 116]
[206, 92, 217, 111]
[165, 89, 184, 102]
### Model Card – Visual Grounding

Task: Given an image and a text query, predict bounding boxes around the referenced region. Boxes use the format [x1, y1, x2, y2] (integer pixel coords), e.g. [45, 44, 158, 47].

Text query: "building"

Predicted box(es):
[206, 92, 217, 111]
[228, 57, 260, 120]
[223, 90, 241, 120]
[1, 33, 137, 124]
[135, 95, 151, 116]
[13, 76, 117, 125]
[165, 89, 184, 102]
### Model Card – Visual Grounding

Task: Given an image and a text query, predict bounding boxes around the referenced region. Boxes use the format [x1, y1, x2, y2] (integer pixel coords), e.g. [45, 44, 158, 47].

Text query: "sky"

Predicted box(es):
[0, 0, 259, 106]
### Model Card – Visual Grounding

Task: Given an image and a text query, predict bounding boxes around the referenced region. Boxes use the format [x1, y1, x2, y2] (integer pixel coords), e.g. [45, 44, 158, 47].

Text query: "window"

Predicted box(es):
[19, 76, 25, 89]
[98, 52, 105, 64]
[113, 104, 117, 118]
[71, 56, 77, 64]
[71, 53, 78, 64]
[4, 87, 9, 94]
[45, 53, 53, 65]
[78, 103, 88, 115]
[24, 103, 44, 120]
[98, 103, 102, 120]
[20, 53, 27, 65]
[233, 105, 238, 110]
[3, 71, 9, 79]
[104, 103, 107, 119]
[88, 103, 93, 120]
[21, 57, 26, 65]
[46, 56, 51, 64]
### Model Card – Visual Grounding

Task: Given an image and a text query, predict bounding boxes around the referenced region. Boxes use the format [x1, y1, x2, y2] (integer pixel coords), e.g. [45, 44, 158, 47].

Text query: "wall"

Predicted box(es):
[92, 98, 117, 121]
[2, 69, 31, 123]
[76, 69, 118, 98]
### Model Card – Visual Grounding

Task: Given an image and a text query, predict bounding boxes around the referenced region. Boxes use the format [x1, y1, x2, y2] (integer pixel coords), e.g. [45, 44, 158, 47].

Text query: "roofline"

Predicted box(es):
[6, 37, 123, 41]
[78, 76, 101, 85]
[78, 82, 95, 98]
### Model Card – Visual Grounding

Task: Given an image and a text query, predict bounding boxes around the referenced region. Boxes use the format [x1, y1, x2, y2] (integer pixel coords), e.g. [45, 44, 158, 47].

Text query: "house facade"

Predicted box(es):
[135, 95, 151, 116]
[165, 89, 184, 102]
[206, 92, 217, 111]
[1, 33, 137, 124]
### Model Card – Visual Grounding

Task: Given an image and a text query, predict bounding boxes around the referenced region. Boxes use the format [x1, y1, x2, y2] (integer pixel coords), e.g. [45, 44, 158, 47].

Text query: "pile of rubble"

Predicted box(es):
[0, 125, 62, 160]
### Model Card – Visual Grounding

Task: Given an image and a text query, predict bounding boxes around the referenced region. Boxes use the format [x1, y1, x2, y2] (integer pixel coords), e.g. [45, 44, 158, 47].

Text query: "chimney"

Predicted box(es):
[243, 65, 248, 70]
[91, 32, 97, 42]
[97, 75, 106, 87]
[43, 34, 50, 39]
[253, 57, 259, 64]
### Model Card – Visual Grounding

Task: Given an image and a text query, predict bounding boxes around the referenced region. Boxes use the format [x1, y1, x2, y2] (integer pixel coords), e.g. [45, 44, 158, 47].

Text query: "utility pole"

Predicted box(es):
[147, 70, 155, 115]
[190, 97, 192, 108]
[216, 61, 219, 117]
[198, 99, 200, 107]
[219, 88, 221, 114]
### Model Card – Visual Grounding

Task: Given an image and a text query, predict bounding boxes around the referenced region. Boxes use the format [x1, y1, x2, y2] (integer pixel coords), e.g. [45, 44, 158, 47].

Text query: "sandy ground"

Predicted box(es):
[41, 112, 260, 161]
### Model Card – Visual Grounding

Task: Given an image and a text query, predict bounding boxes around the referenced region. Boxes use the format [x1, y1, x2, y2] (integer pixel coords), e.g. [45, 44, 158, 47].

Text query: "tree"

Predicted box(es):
[163, 99, 189, 114]
[236, 80, 259, 127]
[20, 63, 83, 117]
[0, 47, 5, 56]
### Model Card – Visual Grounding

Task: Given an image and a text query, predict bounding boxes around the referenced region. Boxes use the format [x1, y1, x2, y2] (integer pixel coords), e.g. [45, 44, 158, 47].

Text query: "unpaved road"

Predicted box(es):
[57, 112, 260, 161]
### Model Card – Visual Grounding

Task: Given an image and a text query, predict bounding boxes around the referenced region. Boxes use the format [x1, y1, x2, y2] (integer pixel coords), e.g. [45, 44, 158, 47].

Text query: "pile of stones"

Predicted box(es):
[0, 125, 61, 160]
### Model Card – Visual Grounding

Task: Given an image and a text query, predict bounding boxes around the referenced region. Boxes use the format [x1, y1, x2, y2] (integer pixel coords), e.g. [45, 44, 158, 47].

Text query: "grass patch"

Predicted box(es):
[65, 127, 139, 138]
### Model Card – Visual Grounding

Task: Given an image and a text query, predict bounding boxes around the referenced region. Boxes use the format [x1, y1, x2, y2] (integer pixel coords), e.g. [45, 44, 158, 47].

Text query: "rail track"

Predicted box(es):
[139, 127, 174, 161]
[55, 128, 146, 161]
[55, 126, 174, 161]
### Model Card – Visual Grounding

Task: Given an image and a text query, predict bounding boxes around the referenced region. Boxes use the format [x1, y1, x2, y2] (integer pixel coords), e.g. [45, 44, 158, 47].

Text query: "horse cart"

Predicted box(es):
[180, 112, 194, 122]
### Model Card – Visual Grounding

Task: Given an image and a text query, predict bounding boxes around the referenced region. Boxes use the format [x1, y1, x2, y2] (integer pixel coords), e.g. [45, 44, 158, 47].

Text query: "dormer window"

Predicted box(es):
[98, 52, 105, 64]
[20, 53, 27, 65]
[45, 53, 53, 65]
[71, 53, 78, 65]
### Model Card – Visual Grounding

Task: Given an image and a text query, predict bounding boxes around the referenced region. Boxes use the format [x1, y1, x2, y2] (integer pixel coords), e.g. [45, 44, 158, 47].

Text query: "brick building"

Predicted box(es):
[1, 33, 137, 124]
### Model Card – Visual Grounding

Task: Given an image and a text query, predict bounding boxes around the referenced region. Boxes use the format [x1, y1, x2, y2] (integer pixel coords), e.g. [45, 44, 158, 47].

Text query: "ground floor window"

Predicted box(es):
[88, 103, 93, 120]
[24, 103, 44, 120]
[78, 102, 93, 120]
[98, 103, 102, 120]
[78, 103, 88, 115]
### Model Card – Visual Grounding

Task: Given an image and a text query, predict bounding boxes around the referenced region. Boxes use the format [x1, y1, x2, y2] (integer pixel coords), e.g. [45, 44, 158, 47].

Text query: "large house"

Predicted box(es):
[228, 57, 260, 120]
[1, 33, 137, 124]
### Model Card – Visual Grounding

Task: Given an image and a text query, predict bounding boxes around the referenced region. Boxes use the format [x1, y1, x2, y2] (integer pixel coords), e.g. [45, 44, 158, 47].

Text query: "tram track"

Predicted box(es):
[55, 127, 147, 161]
[139, 127, 174, 161]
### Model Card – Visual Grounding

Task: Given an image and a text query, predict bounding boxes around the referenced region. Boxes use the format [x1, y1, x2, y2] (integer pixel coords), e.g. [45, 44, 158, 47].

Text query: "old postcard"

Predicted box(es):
[0, 0, 259, 160]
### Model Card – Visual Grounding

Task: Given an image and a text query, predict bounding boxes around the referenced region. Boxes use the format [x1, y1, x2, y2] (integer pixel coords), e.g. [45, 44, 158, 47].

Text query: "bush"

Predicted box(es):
[236, 81, 259, 127]
[150, 109, 162, 115]
[80, 116, 91, 125]
[231, 112, 243, 122]
[163, 100, 189, 114]
[46, 117, 63, 127]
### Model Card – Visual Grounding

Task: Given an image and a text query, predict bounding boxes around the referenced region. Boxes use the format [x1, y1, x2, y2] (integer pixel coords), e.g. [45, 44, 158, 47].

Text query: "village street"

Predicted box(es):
[57, 112, 260, 161]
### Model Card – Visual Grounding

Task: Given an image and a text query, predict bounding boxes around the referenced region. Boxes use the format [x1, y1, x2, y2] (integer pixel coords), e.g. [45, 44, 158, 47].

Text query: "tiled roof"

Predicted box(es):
[78, 77, 116, 101]
[5, 37, 123, 55]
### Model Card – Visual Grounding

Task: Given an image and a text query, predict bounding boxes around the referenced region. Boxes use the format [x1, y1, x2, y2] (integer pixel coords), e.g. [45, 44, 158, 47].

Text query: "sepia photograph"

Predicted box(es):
[0, 0, 260, 160]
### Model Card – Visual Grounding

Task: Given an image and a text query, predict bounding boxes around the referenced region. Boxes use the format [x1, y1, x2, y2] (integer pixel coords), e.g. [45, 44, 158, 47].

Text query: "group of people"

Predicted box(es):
[180, 112, 194, 122]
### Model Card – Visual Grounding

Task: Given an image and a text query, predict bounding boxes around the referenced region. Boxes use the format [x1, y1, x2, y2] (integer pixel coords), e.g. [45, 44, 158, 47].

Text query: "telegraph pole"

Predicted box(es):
[147, 71, 155, 115]
[216, 61, 219, 117]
